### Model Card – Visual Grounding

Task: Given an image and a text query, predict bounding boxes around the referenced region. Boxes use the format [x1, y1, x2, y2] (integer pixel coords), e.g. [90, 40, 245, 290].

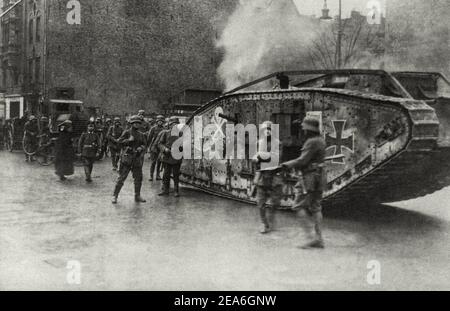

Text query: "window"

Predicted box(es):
[28, 19, 33, 44]
[28, 59, 33, 82]
[35, 57, 40, 83]
[35, 16, 41, 42]
[2, 23, 10, 46]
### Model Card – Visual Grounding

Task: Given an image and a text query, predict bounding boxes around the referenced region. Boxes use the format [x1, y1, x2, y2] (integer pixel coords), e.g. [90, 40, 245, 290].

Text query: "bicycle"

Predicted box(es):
[36, 137, 56, 166]
[22, 134, 39, 158]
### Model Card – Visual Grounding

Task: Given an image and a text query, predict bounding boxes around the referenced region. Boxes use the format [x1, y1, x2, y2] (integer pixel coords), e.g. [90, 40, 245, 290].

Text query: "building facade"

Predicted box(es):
[0, 0, 237, 119]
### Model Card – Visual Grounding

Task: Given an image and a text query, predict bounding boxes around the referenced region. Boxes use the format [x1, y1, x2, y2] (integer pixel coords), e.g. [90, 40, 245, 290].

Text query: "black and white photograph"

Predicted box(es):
[0, 0, 449, 295]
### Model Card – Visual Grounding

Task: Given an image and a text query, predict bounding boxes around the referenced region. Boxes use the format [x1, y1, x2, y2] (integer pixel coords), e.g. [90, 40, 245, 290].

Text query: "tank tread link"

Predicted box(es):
[180, 86, 445, 208]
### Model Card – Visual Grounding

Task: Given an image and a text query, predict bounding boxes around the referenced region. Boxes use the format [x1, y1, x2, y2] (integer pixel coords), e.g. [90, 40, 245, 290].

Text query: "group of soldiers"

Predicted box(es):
[78, 110, 183, 204]
[18, 111, 327, 249]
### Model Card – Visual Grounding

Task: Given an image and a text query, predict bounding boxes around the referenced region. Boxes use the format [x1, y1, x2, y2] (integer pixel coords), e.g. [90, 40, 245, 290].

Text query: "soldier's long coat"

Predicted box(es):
[54, 131, 75, 176]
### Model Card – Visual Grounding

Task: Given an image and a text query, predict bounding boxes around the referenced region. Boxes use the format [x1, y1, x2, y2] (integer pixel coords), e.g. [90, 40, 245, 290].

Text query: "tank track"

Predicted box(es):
[317, 89, 442, 206]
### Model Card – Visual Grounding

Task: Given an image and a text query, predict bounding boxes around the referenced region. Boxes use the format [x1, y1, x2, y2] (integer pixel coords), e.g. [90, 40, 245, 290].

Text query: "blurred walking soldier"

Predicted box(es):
[54, 120, 75, 181]
[147, 115, 165, 181]
[281, 116, 326, 249]
[107, 117, 124, 171]
[158, 117, 182, 197]
[112, 115, 147, 204]
[78, 122, 101, 183]
[252, 121, 283, 234]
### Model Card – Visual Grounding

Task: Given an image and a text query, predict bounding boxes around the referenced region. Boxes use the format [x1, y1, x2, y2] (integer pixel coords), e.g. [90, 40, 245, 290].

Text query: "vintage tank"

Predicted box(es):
[179, 70, 450, 207]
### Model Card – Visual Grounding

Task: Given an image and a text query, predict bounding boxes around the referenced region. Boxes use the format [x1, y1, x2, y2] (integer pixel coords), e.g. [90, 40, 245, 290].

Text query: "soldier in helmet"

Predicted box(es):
[107, 117, 124, 171]
[158, 116, 183, 197]
[78, 122, 101, 183]
[281, 116, 326, 249]
[138, 110, 150, 134]
[23, 115, 39, 162]
[147, 115, 165, 181]
[112, 115, 147, 204]
[252, 121, 284, 234]
[147, 117, 155, 130]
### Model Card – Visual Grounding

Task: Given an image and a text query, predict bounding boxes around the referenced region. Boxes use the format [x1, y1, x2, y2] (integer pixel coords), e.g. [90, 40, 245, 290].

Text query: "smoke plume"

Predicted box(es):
[216, 0, 319, 91]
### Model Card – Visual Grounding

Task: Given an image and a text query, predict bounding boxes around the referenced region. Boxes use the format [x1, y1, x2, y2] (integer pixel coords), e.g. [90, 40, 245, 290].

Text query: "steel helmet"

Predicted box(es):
[129, 115, 142, 124]
[301, 116, 320, 133]
[29, 115, 37, 121]
[114, 117, 121, 123]
[168, 116, 180, 125]
[58, 120, 72, 128]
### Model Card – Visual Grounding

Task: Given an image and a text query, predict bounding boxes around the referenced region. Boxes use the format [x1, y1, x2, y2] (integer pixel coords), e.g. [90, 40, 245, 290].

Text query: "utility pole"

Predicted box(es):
[336, 0, 342, 69]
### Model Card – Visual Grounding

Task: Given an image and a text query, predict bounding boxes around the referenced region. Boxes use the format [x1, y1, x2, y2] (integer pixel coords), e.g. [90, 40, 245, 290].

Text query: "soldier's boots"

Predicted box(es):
[158, 190, 169, 196]
[156, 175, 162, 181]
[135, 195, 146, 203]
[134, 184, 146, 203]
[85, 170, 92, 183]
[259, 224, 271, 234]
[174, 185, 180, 197]
[112, 184, 122, 204]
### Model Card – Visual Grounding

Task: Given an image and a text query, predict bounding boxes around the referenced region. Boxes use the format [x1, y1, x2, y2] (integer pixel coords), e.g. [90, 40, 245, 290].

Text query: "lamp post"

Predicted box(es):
[337, 0, 342, 69]
[320, 0, 343, 69]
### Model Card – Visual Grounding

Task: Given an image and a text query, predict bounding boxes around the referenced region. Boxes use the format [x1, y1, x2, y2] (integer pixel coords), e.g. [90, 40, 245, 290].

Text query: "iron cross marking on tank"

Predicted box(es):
[325, 120, 355, 164]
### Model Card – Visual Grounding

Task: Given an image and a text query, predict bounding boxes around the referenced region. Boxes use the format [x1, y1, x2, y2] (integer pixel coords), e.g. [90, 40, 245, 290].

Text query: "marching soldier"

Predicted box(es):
[24, 115, 39, 162]
[138, 110, 150, 133]
[252, 121, 284, 234]
[112, 115, 147, 204]
[78, 122, 101, 183]
[107, 117, 124, 171]
[158, 117, 183, 197]
[147, 115, 165, 181]
[147, 118, 155, 131]
[281, 116, 326, 249]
